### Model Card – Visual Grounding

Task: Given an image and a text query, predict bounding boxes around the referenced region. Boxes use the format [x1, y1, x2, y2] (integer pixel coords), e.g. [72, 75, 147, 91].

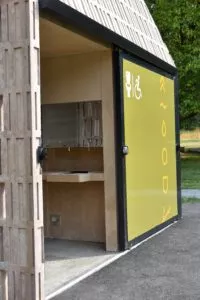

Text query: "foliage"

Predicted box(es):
[181, 114, 200, 130]
[145, 0, 200, 128]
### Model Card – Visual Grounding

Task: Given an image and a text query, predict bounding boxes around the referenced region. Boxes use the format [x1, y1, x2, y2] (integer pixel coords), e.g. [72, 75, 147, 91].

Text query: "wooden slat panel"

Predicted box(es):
[0, 1, 44, 299]
[0, 184, 5, 219]
[29, 1, 44, 299]
[0, 270, 8, 300]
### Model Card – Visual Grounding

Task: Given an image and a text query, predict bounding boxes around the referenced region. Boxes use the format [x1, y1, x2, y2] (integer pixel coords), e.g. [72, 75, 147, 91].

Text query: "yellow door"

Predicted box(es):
[122, 57, 178, 242]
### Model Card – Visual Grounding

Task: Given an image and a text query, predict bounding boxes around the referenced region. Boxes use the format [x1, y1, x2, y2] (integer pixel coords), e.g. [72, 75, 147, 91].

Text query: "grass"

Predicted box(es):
[182, 140, 200, 145]
[181, 154, 200, 189]
[182, 197, 200, 204]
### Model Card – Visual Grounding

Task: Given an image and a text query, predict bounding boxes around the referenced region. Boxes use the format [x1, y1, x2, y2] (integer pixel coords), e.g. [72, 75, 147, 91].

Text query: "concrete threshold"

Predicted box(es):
[45, 222, 176, 300]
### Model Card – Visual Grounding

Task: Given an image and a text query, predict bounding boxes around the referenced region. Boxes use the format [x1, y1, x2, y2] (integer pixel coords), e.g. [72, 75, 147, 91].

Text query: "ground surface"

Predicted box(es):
[53, 204, 200, 300]
[45, 239, 116, 297]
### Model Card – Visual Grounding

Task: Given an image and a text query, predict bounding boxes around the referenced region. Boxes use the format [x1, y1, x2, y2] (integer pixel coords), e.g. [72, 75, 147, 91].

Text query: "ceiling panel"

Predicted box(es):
[40, 18, 108, 58]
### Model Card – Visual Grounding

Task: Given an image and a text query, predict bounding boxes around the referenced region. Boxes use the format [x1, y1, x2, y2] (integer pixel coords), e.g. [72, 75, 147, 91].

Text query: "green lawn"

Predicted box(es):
[181, 155, 200, 189]
[182, 197, 200, 203]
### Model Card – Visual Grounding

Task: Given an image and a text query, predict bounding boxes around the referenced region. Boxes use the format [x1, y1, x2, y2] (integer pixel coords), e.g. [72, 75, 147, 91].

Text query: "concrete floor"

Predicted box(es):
[45, 239, 116, 297]
[53, 204, 200, 300]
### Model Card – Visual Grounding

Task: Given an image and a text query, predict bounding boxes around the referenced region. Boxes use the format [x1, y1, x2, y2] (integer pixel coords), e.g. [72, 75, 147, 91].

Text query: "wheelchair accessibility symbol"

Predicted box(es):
[125, 71, 142, 100]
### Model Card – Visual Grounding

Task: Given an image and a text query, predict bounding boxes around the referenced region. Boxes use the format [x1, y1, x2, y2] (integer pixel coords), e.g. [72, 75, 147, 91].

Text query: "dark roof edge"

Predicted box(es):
[39, 0, 177, 76]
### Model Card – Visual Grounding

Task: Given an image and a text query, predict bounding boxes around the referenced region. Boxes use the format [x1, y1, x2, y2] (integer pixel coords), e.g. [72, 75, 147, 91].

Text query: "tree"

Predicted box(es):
[145, 0, 200, 129]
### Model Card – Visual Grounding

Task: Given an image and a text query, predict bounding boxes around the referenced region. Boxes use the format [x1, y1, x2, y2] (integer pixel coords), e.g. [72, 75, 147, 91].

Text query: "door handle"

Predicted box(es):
[122, 145, 129, 155]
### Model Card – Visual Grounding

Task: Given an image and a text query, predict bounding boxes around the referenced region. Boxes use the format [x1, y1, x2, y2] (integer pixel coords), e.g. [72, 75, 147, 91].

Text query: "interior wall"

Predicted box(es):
[41, 52, 104, 242]
[43, 148, 104, 172]
[43, 148, 105, 243]
[44, 181, 105, 242]
[41, 52, 102, 104]
[41, 50, 118, 250]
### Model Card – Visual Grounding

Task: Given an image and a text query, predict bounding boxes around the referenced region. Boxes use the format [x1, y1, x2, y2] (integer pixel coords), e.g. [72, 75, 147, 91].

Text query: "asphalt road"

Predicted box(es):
[53, 204, 200, 300]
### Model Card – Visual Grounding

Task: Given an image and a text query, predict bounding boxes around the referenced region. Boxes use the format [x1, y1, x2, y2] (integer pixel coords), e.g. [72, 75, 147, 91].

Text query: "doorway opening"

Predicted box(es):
[40, 17, 117, 297]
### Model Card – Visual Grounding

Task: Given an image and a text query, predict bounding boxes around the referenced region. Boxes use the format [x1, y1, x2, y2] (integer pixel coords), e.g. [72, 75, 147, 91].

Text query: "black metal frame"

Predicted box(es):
[39, 0, 181, 251]
[113, 49, 128, 251]
[174, 76, 182, 219]
[114, 50, 181, 250]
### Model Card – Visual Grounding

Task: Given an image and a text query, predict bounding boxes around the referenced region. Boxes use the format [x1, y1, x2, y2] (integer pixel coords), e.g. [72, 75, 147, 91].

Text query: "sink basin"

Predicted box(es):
[70, 171, 89, 174]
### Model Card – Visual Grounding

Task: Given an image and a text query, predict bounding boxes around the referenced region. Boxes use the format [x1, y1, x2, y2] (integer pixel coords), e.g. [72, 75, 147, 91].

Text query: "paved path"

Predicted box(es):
[182, 189, 200, 198]
[53, 204, 200, 300]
